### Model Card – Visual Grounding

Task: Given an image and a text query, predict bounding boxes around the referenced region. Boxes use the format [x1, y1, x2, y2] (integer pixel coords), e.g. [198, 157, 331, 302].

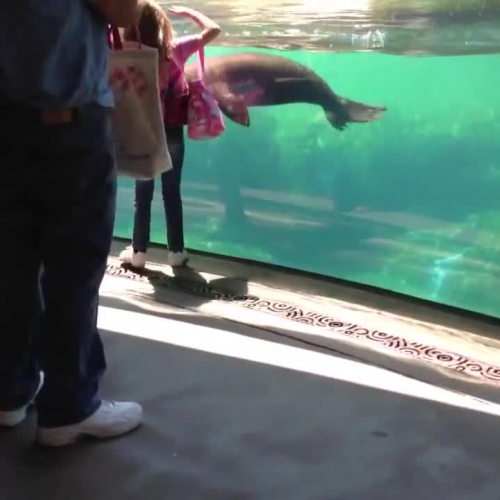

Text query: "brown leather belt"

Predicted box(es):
[40, 108, 76, 125]
[0, 103, 78, 125]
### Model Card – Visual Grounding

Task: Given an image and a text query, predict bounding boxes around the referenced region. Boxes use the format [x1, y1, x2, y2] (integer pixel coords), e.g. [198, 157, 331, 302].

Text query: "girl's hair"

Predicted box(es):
[123, 0, 174, 61]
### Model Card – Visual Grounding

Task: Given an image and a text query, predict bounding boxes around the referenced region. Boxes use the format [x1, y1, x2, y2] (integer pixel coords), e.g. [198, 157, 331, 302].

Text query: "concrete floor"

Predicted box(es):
[3, 295, 500, 500]
[4, 244, 500, 500]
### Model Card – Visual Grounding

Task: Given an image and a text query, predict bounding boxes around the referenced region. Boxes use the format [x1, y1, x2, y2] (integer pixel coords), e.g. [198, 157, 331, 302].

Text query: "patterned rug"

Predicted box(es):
[105, 261, 500, 385]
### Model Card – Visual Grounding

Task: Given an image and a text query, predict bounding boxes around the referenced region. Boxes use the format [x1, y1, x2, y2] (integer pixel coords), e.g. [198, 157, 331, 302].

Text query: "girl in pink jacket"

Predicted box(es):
[120, 0, 221, 268]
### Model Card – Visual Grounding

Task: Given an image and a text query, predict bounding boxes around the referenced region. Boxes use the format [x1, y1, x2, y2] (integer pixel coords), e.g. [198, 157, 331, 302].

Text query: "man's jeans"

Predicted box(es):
[0, 104, 116, 427]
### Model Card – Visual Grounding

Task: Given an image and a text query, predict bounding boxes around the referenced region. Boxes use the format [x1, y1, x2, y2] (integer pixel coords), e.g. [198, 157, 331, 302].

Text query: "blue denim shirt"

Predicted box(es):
[0, 1, 112, 108]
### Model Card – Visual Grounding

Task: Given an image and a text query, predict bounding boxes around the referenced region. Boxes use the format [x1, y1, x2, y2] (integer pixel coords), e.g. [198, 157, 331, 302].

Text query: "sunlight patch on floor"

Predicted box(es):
[98, 305, 500, 418]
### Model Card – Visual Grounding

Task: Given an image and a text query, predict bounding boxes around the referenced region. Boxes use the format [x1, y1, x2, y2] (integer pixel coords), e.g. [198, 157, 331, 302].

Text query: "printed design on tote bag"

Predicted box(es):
[108, 66, 148, 100]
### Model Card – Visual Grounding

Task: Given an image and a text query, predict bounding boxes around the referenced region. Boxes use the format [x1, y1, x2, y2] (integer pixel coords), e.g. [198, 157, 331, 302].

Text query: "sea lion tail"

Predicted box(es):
[326, 98, 387, 130]
[342, 98, 387, 124]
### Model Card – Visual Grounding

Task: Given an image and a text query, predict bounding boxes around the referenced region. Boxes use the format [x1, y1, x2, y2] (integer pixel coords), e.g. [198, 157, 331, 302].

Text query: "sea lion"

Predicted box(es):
[184, 52, 387, 130]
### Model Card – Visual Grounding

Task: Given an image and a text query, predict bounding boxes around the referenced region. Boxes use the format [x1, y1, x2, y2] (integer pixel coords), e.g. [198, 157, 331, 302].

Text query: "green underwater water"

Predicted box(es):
[115, 46, 500, 319]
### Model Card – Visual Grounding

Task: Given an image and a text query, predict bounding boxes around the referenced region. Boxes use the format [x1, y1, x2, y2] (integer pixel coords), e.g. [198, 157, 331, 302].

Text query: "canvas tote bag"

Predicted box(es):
[107, 26, 172, 179]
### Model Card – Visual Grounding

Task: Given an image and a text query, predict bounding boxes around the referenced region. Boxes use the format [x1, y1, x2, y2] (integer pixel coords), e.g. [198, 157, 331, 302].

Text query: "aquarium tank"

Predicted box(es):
[114, 0, 500, 319]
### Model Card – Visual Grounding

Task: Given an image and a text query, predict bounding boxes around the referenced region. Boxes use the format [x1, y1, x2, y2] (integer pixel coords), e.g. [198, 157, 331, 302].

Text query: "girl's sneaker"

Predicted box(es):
[168, 250, 189, 267]
[119, 246, 147, 269]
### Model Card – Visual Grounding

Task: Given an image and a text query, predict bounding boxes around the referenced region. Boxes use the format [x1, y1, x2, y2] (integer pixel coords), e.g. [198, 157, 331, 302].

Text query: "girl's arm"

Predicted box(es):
[168, 6, 221, 46]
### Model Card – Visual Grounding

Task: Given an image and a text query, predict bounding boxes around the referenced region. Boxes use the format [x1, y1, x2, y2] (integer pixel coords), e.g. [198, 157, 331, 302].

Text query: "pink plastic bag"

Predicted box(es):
[187, 48, 225, 140]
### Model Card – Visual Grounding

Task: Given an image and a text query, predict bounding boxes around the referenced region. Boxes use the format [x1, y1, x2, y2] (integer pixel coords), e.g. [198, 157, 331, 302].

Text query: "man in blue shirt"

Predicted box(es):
[0, 0, 143, 447]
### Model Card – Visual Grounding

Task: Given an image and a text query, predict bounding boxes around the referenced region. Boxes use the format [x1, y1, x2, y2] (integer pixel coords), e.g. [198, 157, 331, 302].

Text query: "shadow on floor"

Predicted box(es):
[120, 262, 249, 310]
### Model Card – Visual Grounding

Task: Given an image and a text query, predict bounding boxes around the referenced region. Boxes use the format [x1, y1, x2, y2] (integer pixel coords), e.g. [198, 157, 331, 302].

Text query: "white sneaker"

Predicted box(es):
[168, 250, 189, 267]
[0, 372, 44, 427]
[37, 400, 143, 447]
[119, 246, 147, 269]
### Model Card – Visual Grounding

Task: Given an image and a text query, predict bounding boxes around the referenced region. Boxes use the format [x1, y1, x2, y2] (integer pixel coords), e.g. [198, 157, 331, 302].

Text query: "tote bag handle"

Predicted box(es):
[195, 46, 206, 81]
[107, 25, 142, 50]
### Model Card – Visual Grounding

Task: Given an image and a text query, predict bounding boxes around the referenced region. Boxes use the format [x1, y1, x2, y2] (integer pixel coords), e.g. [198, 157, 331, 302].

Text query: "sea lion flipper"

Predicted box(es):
[224, 106, 250, 127]
[219, 98, 251, 127]
[210, 82, 251, 127]
[341, 98, 387, 123]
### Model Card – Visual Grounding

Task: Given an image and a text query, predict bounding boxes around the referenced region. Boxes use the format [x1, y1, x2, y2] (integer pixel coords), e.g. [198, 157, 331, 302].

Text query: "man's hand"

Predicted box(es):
[94, 0, 141, 27]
